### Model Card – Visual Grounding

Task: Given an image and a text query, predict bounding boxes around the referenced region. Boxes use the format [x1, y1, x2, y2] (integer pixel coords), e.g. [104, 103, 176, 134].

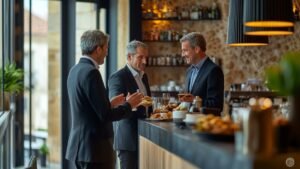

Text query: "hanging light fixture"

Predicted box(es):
[244, 0, 294, 27]
[227, 0, 268, 46]
[244, 26, 294, 36]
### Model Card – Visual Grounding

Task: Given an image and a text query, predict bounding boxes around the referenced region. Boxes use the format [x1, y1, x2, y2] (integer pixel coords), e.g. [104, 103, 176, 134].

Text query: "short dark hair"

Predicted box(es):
[80, 30, 109, 55]
[180, 32, 206, 52]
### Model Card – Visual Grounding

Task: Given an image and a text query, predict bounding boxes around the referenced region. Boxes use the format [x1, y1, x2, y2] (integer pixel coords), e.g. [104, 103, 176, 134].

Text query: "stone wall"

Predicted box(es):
[141, 0, 300, 90]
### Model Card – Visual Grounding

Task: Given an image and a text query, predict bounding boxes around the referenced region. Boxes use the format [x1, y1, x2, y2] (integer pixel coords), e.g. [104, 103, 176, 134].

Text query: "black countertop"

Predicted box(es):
[138, 120, 300, 169]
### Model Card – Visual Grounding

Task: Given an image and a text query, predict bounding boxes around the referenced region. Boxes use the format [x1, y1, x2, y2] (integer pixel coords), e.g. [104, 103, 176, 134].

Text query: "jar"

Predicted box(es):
[242, 98, 274, 158]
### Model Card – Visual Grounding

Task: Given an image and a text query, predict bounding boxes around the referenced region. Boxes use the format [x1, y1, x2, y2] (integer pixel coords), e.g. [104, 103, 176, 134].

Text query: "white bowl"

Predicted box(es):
[172, 110, 187, 119]
[184, 113, 204, 123]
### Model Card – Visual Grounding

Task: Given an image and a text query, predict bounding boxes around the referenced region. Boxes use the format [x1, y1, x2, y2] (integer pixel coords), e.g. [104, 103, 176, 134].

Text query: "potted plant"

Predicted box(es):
[0, 63, 24, 110]
[265, 51, 300, 148]
[39, 142, 49, 167]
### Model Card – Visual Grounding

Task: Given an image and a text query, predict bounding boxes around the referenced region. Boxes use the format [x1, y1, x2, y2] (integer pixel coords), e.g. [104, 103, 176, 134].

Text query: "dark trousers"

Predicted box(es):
[75, 161, 114, 169]
[117, 150, 138, 169]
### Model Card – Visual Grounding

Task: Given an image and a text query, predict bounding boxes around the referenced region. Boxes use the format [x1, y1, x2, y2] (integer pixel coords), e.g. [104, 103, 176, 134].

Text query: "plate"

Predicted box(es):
[193, 130, 234, 142]
[144, 118, 173, 122]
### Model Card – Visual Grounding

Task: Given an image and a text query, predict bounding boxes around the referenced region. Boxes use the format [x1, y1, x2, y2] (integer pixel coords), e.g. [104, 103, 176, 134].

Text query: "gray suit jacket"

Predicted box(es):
[185, 58, 224, 113]
[108, 65, 152, 151]
[65, 58, 133, 163]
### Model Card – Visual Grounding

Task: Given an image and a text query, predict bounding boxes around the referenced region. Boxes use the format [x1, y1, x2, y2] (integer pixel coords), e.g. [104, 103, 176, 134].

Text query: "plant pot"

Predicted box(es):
[0, 92, 10, 111]
[40, 154, 47, 167]
[289, 95, 300, 148]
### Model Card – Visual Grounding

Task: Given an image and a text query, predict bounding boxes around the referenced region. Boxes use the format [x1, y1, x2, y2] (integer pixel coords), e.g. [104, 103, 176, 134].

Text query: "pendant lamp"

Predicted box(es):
[227, 0, 268, 46]
[244, 0, 294, 27]
[244, 26, 294, 36]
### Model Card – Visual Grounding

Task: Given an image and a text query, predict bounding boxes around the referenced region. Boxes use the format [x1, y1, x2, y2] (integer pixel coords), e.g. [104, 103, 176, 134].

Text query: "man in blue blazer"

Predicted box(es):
[65, 30, 143, 169]
[108, 40, 152, 169]
[180, 32, 224, 113]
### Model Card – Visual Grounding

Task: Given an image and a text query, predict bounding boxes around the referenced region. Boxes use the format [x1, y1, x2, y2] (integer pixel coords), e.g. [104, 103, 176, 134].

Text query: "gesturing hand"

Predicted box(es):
[126, 92, 143, 109]
[110, 93, 126, 108]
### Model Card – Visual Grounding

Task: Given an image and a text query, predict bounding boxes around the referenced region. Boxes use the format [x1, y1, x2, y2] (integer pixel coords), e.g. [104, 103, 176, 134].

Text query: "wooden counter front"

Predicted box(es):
[139, 136, 198, 169]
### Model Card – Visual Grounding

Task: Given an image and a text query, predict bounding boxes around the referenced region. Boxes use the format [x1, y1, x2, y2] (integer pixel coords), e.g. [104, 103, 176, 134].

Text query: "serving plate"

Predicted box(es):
[144, 118, 173, 122]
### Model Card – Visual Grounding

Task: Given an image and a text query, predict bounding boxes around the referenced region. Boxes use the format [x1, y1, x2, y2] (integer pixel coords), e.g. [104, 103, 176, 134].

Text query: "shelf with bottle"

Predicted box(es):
[143, 40, 180, 42]
[146, 54, 188, 67]
[146, 65, 188, 68]
[143, 28, 189, 42]
[142, 0, 221, 21]
[142, 18, 221, 21]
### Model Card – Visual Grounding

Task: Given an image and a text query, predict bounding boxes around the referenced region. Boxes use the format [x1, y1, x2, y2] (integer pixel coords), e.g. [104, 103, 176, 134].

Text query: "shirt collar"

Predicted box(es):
[192, 56, 208, 70]
[127, 64, 144, 78]
[81, 55, 99, 69]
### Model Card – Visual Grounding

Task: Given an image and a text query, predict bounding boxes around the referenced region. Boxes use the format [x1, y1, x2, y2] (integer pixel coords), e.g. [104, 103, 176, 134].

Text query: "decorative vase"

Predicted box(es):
[0, 92, 10, 111]
[40, 154, 47, 167]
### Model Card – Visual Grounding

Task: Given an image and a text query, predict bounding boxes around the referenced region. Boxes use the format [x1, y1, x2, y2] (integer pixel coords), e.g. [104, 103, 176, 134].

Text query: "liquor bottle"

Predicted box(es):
[189, 96, 202, 113]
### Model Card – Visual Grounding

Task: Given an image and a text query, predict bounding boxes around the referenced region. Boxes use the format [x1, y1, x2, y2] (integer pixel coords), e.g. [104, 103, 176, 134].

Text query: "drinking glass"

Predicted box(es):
[162, 93, 170, 105]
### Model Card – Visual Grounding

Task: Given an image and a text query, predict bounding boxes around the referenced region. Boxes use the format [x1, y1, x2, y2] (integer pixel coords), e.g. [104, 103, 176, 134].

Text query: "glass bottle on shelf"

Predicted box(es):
[147, 57, 152, 66]
[152, 56, 157, 66]
[172, 55, 177, 66]
[166, 55, 171, 66]
[167, 30, 172, 41]
[198, 5, 203, 20]
[190, 6, 199, 20]
[182, 29, 188, 36]
[181, 7, 189, 19]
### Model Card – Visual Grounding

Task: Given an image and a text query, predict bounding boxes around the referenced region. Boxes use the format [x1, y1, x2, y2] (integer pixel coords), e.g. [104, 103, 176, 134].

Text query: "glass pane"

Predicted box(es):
[76, 3, 107, 82]
[0, 0, 3, 115]
[99, 8, 107, 83]
[23, 0, 61, 167]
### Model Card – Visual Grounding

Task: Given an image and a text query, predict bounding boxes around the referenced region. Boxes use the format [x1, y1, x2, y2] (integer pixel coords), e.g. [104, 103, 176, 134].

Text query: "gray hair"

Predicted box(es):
[180, 32, 206, 52]
[126, 40, 148, 58]
[80, 30, 109, 55]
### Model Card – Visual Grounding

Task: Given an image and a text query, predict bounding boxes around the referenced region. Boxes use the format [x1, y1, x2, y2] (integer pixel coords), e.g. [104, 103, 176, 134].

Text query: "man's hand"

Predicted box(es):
[126, 92, 143, 109]
[178, 93, 194, 102]
[110, 93, 126, 108]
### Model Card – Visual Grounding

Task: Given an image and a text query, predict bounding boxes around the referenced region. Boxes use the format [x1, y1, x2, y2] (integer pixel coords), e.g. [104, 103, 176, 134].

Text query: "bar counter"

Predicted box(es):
[138, 120, 300, 169]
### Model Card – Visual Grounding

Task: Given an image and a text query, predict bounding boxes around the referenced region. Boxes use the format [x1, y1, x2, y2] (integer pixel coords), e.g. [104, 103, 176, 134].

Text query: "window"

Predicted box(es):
[76, 2, 107, 82]
[23, 0, 62, 167]
[23, 0, 108, 167]
[0, 0, 3, 115]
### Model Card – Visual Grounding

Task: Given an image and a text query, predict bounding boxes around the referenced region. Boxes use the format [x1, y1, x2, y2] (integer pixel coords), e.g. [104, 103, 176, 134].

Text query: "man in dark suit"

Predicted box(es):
[65, 30, 143, 169]
[108, 40, 152, 169]
[180, 32, 224, 113]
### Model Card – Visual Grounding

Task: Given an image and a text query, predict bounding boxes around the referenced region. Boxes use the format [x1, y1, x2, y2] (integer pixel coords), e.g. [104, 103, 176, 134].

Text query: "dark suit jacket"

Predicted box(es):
[185, 57, 224, 112]
[65, 58, 133, 163]
[108, 65, 152, 151]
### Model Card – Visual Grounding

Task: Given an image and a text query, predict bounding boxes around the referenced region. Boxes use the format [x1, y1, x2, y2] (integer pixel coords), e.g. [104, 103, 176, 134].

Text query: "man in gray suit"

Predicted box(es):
[180, 32, 224, 113]
[108, 40, 152, 169]
[65, 30, 143, 169]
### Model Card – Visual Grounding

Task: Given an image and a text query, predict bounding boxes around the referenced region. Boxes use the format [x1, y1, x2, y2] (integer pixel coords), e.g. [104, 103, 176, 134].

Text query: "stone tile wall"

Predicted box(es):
[142, 0, 300, 89]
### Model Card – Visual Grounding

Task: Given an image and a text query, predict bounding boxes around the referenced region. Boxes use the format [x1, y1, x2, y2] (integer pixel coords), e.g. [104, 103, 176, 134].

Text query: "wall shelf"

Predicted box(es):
[146, 65, 188, 68]
[142, 18, 221, 21]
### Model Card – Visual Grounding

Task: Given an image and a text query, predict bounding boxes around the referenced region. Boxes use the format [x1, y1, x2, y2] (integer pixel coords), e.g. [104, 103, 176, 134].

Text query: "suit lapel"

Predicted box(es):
[191, 58, 211, 93]
[185, 67, 193, 92]
[124, 66, 139, 91]
[142, 74, 151, 96]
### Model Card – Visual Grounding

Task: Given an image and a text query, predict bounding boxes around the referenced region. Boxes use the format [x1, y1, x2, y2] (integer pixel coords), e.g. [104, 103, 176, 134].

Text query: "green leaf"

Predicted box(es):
[265, 51, 300, 95]
[0, 63, 24, 94]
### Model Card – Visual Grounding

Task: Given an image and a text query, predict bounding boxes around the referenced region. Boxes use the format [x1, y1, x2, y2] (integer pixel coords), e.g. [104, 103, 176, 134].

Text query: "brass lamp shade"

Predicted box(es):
[244, 26, 294, 36]
[227, 0, 268, 46]
[244, 0, 294, 27]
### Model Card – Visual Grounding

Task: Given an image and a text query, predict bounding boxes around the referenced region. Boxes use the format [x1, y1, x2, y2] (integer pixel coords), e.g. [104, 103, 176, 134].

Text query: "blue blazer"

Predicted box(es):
[65, 58, 133, 163]
[185, 58, 224, 112]
[108, 65, 152, 151]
